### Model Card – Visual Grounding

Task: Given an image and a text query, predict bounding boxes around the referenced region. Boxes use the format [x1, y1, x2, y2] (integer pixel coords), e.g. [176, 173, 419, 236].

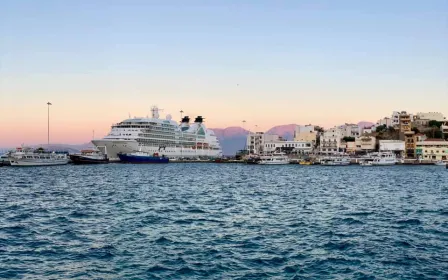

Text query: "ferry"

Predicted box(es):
[258, 152, 290, 165]
[92, 106, 222, 161]
[8, 147, 69, 167]
[118, 151, 169, 163]
[371, 152, 397, 166]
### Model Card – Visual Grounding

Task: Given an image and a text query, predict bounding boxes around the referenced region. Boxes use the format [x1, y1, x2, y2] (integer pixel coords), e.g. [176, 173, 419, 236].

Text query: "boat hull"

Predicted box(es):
[118, 153, 169, 164]
[9, 159, 69, 166]
[258, 161, 290, 165]
[69, 155, 109, 164]
[92, 139, 221, 161]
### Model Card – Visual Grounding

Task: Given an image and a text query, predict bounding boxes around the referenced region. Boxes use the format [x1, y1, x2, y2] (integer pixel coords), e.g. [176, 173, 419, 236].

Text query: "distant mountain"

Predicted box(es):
[265, 124, 297, 140]
[357, 121, 375, 128]
[211, 127, 248, 156]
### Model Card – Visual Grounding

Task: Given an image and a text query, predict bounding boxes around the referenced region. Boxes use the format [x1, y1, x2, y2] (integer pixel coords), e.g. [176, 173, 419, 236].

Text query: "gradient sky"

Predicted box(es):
[1, 0, 447, 147]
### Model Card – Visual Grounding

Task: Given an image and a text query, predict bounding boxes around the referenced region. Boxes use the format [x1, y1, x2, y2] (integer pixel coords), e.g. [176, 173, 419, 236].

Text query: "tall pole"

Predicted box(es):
[47, 102, 52, 147]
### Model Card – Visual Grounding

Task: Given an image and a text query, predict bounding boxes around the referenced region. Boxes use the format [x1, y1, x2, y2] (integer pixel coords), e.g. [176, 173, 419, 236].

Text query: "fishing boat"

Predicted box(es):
[9, 147, 69, 167]
[434, 160, 446, 166]
[118, 151, 169, 163]
[299, 160, 312, 165]
[258, 152, 290, 165]
[69, 148, 109, 164]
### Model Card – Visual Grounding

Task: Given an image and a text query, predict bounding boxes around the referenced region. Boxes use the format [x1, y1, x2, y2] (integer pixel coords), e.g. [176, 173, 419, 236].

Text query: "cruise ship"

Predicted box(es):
[92, 106, 222, 161]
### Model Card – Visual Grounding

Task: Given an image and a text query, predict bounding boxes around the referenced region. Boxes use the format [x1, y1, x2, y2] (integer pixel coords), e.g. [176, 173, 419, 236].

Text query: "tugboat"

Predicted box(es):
[69, 149, 109, 164]
[118, 151, 169, 163]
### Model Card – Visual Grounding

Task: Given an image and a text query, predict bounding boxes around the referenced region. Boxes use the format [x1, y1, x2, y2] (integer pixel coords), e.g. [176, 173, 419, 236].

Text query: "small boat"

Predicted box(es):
[299, 160, 312, 165]
[360, 160, 373, 166]
[118, 151, 169, 163]
[9, 147, 69, 167]
[246, 156, 261, 164]
[434, 160, 446, 166]
[320, 157, 351, 166]
[0, 152, 11, 166]
[258, 152, 290, 165]
[69, 149, 109, 164]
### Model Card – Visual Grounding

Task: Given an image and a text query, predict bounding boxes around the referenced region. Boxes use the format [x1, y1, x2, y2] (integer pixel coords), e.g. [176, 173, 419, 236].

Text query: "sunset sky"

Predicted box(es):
[1, 0, 447, 147]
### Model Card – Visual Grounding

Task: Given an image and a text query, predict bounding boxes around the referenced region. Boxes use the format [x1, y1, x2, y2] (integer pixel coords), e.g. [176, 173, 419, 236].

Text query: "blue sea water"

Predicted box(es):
[0, 164, 447, 279]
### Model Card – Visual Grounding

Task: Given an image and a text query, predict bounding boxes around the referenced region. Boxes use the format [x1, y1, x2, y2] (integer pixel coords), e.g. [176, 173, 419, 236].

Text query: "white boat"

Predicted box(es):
[320, 157, 351, 166]
[434, 160, 447, 166]
[258, 152, 290, 165]
[359, 160, 373, 166]
[92, 106, 222, 161]
[9, 147, 69, 166]
[0, 152, 11, 166]
[371, 152, 397, 166]
[69, 147, 109, 164]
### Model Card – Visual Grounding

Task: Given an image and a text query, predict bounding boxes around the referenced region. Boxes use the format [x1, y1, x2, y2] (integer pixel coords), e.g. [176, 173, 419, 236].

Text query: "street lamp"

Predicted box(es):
[47, 102, 52, 147]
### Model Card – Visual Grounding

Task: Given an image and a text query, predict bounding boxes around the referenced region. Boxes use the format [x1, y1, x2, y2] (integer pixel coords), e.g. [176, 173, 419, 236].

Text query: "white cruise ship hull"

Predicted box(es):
[92, 139, 222, 161]
[9, 158, 69, 166]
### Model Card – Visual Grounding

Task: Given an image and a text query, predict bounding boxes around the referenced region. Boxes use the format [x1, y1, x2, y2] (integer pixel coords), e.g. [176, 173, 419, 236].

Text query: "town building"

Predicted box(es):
[247, 132, 313, 155]
[415, 112, 446, 122]
[379, 140, 405, 155]
[355, 136, 376, 152]
[344, 141, 357, 154]
[338, 124, 361, 138]
[264, 140, 313, 155]
[320, 127, 342, 154]
[377, 117, 393, 127]
[294, 125, 318, 144]
[416, 140, 448, 161]
[442, 122, 448, 138]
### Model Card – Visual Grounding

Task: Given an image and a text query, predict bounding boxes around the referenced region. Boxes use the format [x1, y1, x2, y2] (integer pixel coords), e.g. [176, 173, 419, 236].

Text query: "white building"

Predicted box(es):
[338, 124, 361, 138]
[320, 127, 343, 154]
[294, 125, 318, 144]
[415, 112, 446, 122]
[264, 140, 313, 155]
[246, 132, 279, 154]
[377, 117, 392, 127]
[355, 136, 376, 152]
[379, 140, 405, 152]
[392, 111, 413, 127]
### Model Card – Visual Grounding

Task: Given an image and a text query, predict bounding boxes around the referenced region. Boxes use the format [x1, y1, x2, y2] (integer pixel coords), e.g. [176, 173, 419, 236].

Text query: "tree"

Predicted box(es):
[411, 127, 420, 134]
[388, 126, 396, 133]
[376, 125, 387, 133]
[428, 120, 442, 128]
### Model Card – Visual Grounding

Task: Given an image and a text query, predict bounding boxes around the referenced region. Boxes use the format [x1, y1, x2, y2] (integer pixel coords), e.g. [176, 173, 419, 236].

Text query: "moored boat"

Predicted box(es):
[0, 152, 11, 166]
[360, 160, 373, 166]
[320, 157, 351, 166]
[118, 151, 169, 163]
[434, 160, 446, 166]
[69, 148, 109, 164]
[258, 152, 290, 165]
[9, 147, 69, 167]
[371, 152, 397, 166]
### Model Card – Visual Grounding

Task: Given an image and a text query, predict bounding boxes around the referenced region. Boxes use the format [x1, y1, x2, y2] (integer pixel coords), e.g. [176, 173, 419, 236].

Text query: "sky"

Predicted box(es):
[1, 0, 447, 147]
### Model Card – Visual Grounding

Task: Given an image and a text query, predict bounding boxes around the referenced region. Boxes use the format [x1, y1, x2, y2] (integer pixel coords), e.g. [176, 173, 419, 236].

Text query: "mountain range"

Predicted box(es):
[1, 122, 374, 156]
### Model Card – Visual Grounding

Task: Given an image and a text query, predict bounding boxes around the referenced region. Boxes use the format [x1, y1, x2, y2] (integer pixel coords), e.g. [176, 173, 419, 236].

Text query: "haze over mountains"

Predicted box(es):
[2, 122, 374, 156]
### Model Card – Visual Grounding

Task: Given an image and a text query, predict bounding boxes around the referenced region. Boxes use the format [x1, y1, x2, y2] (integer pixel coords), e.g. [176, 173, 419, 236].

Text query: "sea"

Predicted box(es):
[0, 164, 447, 279]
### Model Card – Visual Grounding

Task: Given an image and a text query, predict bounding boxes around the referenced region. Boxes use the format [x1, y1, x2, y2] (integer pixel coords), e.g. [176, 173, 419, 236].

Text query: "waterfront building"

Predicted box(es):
[415, 112, 446, 122]
[264, 140, 313, 155]
[344, 141, 356, 154]
[355, 136, 376, 153]
[392, 111, 413, 127]
[320, 127, 343, 154]
[379, 140, 405, 152]
[294, 125, 318, 144]
[246, 132, 280, 154]
[416, 140, 448, 161]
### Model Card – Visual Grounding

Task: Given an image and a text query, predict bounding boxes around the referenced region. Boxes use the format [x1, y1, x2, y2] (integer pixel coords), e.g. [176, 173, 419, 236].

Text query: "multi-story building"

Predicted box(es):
[377, 117, 393, 127]
[355, 136, 376, 152]
[338, 123, 361, 138]
[442, 122, 448, 139]
[294, 125, 318, 144]
[399, 112, 412, 133]
[415, 112, 446, 122]
[264, 140, 313, 155]
[416, 140, 448, 161]
[379, 140, 405, 153]
[320, 127, 343, 154]
[246, 132, 280, 154]
[404, 131, 416, 158]
[392, 111, 413, 127]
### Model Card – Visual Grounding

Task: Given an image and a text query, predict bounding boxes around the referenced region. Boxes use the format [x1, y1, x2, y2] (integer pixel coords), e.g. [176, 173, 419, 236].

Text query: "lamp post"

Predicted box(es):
[47, 102, 52, 147]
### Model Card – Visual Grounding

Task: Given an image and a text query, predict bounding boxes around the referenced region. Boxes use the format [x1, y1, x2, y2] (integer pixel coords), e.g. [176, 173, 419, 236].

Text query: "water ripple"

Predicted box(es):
[0, 164, 447, 279]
